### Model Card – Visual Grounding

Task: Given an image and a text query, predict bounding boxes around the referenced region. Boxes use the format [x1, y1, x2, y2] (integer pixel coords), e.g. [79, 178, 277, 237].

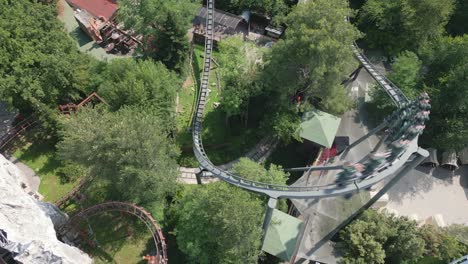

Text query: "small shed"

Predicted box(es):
[193, 7, 248, 43]
[262, 209, 304, 262]
[441, 150, 459, 171]
[421, 148, 439, 167]
[299, 110, 341, 148]
[459, 147, 468, 165]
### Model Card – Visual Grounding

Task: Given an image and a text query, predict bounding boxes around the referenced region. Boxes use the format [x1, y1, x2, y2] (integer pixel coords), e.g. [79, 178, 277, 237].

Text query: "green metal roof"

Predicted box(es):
[262, 209, 303, 261]
[299, 110, 341, 148]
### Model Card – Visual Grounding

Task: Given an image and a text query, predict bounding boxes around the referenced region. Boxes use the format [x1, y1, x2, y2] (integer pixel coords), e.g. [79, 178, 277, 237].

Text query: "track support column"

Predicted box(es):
[262, 197, 277, 245]
[324, 147, 428, 242]
[341, 121, 388, 158]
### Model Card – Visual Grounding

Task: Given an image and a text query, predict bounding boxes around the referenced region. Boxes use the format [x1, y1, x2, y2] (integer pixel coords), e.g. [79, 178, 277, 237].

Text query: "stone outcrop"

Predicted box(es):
[0, 154, 92, 264]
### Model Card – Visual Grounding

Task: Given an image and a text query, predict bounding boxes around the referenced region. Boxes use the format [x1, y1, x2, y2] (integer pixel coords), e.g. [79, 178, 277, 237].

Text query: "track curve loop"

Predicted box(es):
[63, 201, 167, 264]
[192, 0, 428, 198]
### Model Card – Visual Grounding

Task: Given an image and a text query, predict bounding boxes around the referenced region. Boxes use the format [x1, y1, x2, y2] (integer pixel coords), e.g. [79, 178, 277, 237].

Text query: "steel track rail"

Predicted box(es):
[191, 0, 423, 198]
[62, 201, 167, 264]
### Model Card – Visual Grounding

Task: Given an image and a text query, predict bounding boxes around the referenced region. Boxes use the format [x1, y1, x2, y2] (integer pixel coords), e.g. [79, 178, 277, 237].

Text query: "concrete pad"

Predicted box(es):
[385, 166, 468, 225]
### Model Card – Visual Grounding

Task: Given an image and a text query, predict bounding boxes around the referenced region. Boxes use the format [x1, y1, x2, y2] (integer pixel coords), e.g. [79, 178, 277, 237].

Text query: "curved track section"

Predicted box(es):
[351, 43, 408, 107]
[62, 202, 167, 264]
[192, 0, 427, 198]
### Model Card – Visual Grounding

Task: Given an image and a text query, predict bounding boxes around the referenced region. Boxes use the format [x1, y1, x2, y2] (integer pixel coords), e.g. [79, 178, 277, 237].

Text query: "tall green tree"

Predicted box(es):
[95, 59, 179, 127]
[119, 0, 200, 71]
[338, 210, 425, 264]
[57, 106, 180, 204]
[260, 0, 359, 140]
[420, 35, 468, 150]
[215, 0, 291, 18]
[232, 158, 288, 185]
[387, 51, 422, 98]
[358, 0, 455, 55]
[217, 35, 264, 119]
[0, 0, 93, 115]
[419, 225, 465, 262]
[446, 0, 468, 36]
[171, 183, 264, 264]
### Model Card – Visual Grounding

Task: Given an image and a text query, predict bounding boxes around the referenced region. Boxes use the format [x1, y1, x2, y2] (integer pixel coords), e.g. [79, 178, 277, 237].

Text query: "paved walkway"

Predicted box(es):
[385, 165, 468, 225]
[6, 155, 41, 194]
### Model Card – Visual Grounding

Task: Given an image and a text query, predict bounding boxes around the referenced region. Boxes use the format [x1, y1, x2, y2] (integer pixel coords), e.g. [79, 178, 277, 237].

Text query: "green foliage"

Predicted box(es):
[419, 225, 465, 262]
[95, 58, 179, 127]
[388, 51, 422, 99]
[217, 35, 264, 118]
[171, 183, 264, 264]
[446, 0, 468, 36]
[215, 0, 291, 17]
[232, 157, 288, 185]
[57, 106, 180, 204]
[260, 0, 358, 140]
[119, 0, 200, 71]
[358, 0, 455, 55]
[338, 210, 425, 264]
[0, 0, 94, 122]
[420, 35, 468, 150]
[57, 161, 88, 183]
[444, 224, 468, 245]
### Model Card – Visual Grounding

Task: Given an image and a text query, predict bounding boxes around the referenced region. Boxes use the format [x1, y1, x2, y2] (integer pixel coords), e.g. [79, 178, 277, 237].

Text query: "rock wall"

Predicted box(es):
[0, 154, 92, 264]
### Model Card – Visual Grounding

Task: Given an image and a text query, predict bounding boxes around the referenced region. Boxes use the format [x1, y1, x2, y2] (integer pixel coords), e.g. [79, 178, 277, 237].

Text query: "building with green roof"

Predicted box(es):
[299, 110, 341, 148]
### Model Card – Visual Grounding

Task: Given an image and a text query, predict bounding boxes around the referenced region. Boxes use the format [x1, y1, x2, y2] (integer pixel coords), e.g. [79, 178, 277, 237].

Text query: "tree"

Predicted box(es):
[232, 158, 288, 185]
[338, 210, 426, 264]
[95, 59, 179, 127]
[358, 0, 455, 55]
[419, 225, 465, 262]
[0, 0, 93, 118]
[57, 106, 180, 204]
[260, 0, 359, 140]
[118, 0, 200, 71]
[387, 51, 422, 99]
[217, 35, 264, 119]
[420, 35, 468, 150]
[171, 183, 264, 264]
[215, 0, 291, 18]
[446, 0, 468, 36]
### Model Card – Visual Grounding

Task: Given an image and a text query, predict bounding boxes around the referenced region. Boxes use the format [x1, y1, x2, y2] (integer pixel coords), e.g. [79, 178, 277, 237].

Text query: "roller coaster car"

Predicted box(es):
[363, 153, 389, 174]
[335, 165, 357, 187]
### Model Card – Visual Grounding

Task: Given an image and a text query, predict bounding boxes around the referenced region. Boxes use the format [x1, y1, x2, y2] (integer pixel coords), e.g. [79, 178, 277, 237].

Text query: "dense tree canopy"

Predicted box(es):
[420, 35, 468, 150]
[358, 0, 455, 56]
[119, 0, 200, 71]
[338, 210, 467, 264]
[260, 0, 359, 140]
[171, 183, 264, 263]
[0, 0, 93, 114]
[338, 210, 426, 264]
[215, 0, 291, 18]
[232, 158, 288, 185]
[95, 59, 179, 127]
[57, 106, 180, 204]
[217, 36, 264, 118]
[446, 0, 468, 36]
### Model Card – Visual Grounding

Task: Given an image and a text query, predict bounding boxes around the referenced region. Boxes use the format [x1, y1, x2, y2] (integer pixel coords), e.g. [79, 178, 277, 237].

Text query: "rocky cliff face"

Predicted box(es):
[0, 154, 92, 264]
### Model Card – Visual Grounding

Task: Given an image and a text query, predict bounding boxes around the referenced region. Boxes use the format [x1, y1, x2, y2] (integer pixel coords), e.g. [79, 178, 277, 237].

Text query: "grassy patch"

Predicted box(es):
[12, 138, 77, 202]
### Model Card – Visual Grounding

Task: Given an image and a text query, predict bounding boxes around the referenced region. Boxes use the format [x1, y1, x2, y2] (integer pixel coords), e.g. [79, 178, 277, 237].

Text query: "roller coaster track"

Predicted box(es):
[0, 115, 39, 152]
[191, 0, 428, 198]
[54, 177, 89, 209]
[60, 201, 167, 264]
